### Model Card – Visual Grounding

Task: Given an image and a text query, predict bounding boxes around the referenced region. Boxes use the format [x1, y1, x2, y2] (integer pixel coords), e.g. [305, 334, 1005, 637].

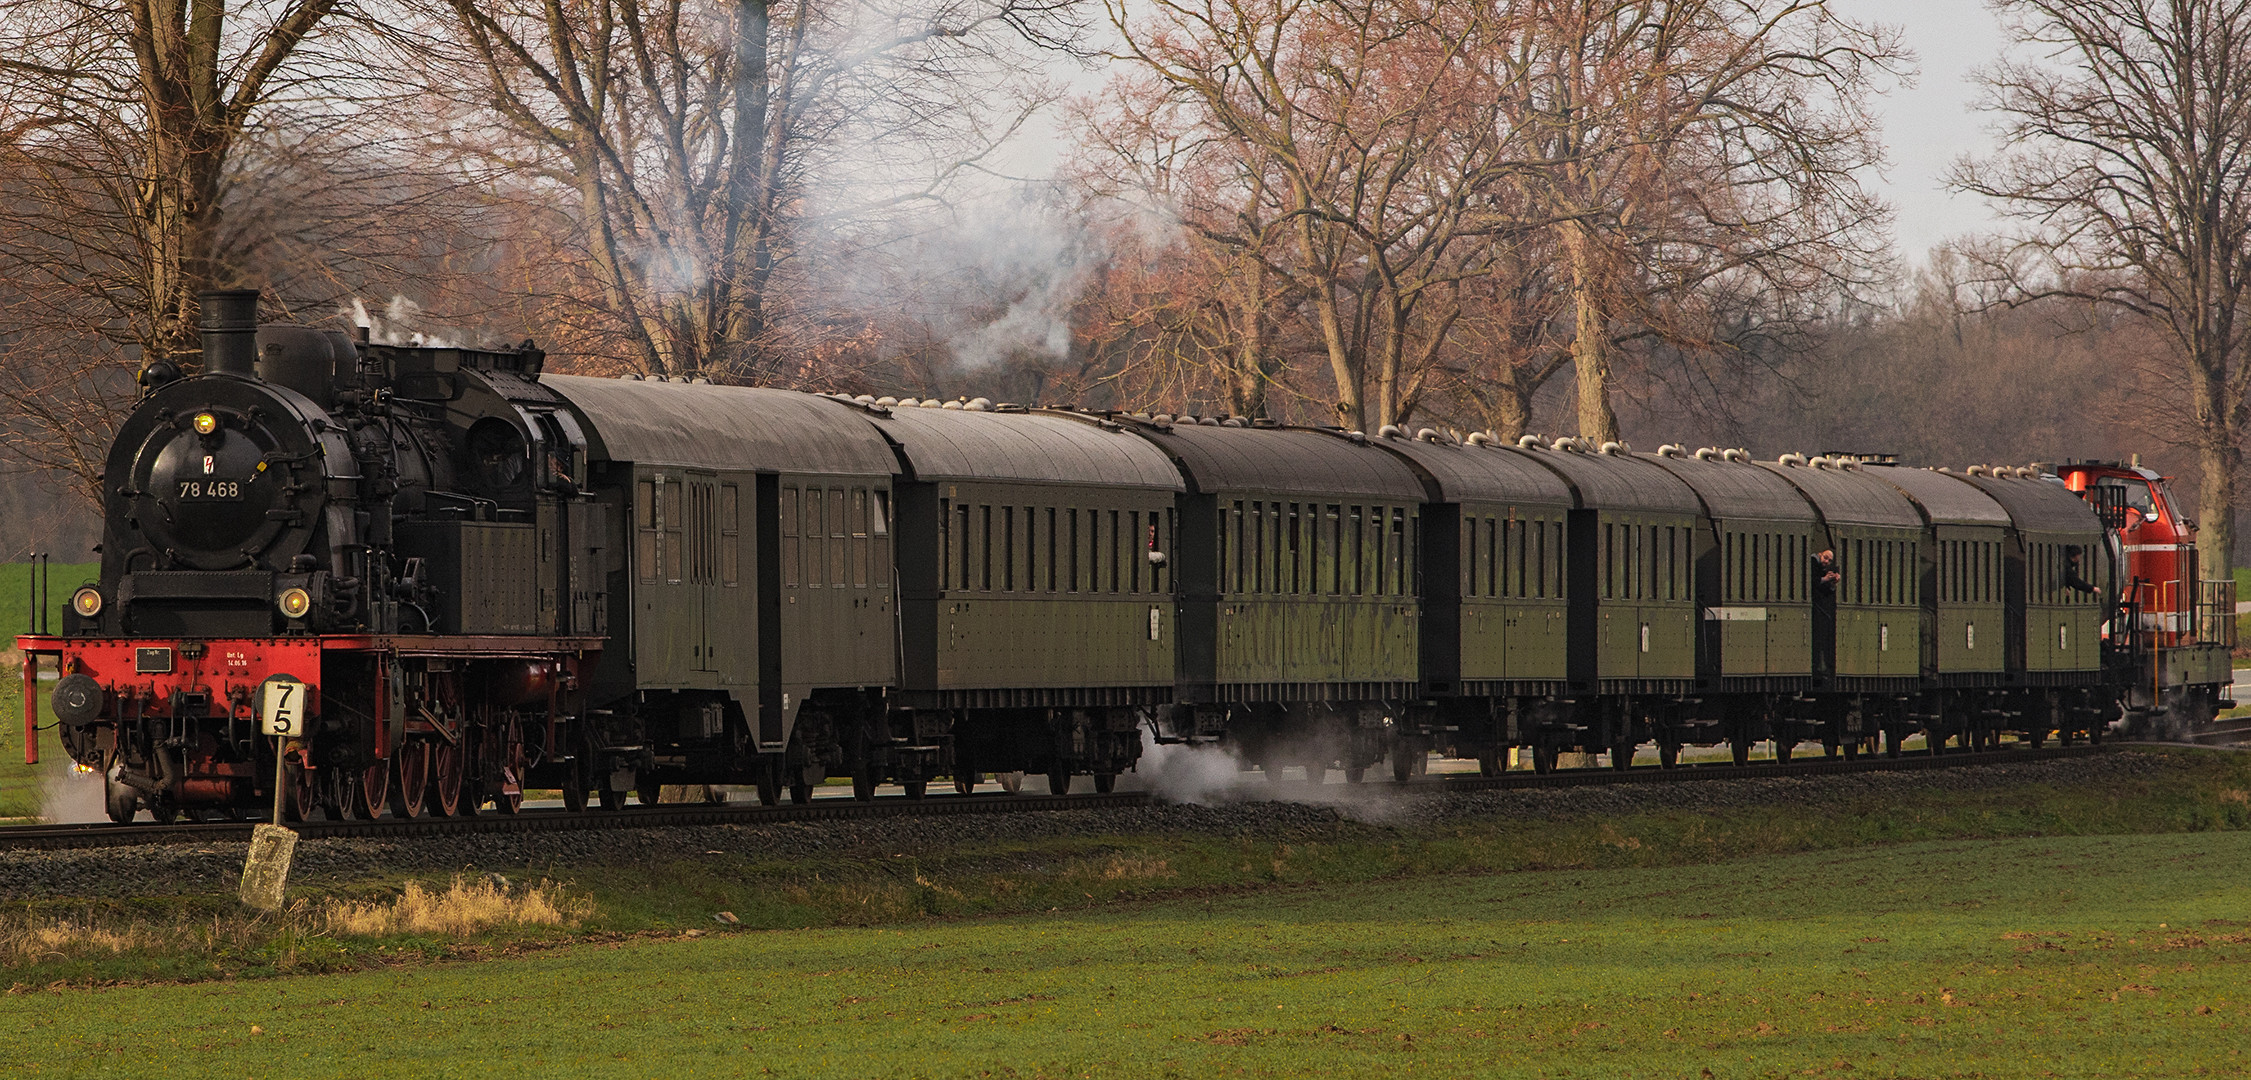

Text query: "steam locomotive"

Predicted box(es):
[15, 291, 2236, 822]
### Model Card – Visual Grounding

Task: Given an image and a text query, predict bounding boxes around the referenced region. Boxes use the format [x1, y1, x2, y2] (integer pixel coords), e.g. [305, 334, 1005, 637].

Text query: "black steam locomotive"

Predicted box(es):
[16, 291, 2235, 822]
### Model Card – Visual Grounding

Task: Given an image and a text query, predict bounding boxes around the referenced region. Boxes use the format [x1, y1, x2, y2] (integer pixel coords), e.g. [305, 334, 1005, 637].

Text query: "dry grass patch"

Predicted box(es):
[321, 876, 589, 937]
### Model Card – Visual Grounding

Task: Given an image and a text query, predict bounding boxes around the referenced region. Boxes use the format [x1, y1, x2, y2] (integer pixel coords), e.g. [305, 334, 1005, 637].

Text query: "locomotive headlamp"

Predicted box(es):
[192, 412, 219, 435]
[70, 586, 102, 618]
[277, 586, 312, 620]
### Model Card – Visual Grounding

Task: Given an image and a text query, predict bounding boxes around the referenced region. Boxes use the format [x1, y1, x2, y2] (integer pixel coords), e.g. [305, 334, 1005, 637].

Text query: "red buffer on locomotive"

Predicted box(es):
[2054, 461, 2237, 735]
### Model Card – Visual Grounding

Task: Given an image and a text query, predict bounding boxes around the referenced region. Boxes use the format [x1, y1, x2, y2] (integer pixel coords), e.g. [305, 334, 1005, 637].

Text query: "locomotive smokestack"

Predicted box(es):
[199, 289, 261, 376]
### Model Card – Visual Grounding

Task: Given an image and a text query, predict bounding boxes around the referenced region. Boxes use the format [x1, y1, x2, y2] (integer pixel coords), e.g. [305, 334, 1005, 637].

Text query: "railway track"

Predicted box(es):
[0, 743, 2106, 852]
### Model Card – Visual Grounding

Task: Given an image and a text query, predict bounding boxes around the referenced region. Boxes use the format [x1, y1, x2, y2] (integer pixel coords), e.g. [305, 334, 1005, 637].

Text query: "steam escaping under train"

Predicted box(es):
[16, 290, 2236, 822]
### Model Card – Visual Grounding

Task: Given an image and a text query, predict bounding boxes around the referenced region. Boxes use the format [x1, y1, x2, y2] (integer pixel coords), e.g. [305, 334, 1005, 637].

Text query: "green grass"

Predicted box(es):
[2, 830, 2247, 1078]
[0, 678, 67, 821]
[0, 561, 97, 640]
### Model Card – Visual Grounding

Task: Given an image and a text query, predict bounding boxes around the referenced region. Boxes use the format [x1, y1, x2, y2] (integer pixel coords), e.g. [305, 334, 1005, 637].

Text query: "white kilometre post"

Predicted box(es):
[242, 675, 307, 911]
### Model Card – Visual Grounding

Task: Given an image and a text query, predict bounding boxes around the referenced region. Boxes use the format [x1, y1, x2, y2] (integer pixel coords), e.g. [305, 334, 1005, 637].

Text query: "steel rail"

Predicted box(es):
[0, 743, 2108, 852]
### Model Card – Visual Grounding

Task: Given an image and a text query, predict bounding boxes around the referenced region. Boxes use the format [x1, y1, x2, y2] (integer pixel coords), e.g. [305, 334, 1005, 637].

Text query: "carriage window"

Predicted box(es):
[661, 479, 684, 584]
[803, 488, 825, 587]
[1129, 510, 1144, 593]
[978, 505, 992, 590]
[1106, 509, 1121, 593]
[1225, 503, 1241, 593]
[1044, 507, 1057, 592]
[846, 489, 867, 587]
[721, 483, 740, 586]
[1346, 507, 1363, 594]
[1390, 508, 1408, 596]
[955, 503, 972, 591]
[783, 486, 801, 587]
[872, 490, 890, 588]
[823, 488, 844, 587]
[636, 478, 659, 583]
[1001, 507, 1016, 592]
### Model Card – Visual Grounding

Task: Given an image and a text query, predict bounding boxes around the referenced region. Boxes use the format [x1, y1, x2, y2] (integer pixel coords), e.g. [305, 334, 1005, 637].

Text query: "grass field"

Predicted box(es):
[0, 830, 2246, 1078]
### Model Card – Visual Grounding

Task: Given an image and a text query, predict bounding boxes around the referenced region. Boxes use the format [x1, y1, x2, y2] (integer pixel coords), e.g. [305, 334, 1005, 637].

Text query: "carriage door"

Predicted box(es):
[686, 471, 721, 676]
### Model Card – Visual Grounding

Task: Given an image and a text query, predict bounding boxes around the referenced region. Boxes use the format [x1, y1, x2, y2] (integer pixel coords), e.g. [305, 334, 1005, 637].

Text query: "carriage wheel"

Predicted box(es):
[430, 738, 465, 817]
[1343, 765, 1366, 784]
[756, 766, 783, 806]
[1610, 742, 1636, 770]
[636, 777, 662, 807]
[852, 769, 879, 801]
[903, 779, 928, 800]
[952, 770, 983, 796]
[560, 758, 589, 813]
[390, 743, 430, 819]
[598, 784, 626, 811]
[1730, 736, 1752, 767]
[1046, 769, 1072, 796]
[1774, 740, 1794, 764]
[996, 771, 1024, 794]
[1658, 740, 1682, 769]
[1477, 748, 1503, 777]
[1093, 772, 1118, 793]
[349, 757, 390, 820]
[1532, 745, 1559, 774]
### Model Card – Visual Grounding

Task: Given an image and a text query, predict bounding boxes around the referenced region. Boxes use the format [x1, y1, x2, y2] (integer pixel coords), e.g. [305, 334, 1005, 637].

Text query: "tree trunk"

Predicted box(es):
[1228, 255, 1270, 418]
[2193, 361, 2239, 577]
[1563, 225, 1620, 443]
[1485, 380, 1533, 442]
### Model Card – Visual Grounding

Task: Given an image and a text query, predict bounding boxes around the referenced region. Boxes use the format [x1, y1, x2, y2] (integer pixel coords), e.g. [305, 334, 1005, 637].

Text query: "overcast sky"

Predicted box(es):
[1825, 0, 2014, 260]
[1002, 2, 2020, 265]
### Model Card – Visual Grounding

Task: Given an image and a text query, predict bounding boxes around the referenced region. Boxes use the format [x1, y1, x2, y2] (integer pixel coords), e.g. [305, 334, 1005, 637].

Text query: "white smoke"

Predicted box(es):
[347, 295, 461, 348]
[38, 761, 107, 824]
[1121, 729, 1407, 822]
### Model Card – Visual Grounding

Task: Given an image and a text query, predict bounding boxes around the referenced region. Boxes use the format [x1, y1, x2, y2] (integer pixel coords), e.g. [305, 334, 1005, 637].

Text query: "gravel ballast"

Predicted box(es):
[0, 750, 2205, 901]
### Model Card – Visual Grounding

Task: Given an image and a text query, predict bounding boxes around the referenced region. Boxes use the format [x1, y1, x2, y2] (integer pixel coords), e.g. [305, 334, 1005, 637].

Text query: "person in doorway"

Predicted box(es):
[1810, 548, 1840, 676]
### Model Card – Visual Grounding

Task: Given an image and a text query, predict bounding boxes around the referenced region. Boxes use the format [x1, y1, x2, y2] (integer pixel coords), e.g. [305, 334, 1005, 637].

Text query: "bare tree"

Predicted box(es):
[1508, 0, 1901, 442]
[1954, 0, 2251, 572]
[1098, 0, 1541, 432]
[0, 0, 353, 369]
[427, 0, 1086, 381]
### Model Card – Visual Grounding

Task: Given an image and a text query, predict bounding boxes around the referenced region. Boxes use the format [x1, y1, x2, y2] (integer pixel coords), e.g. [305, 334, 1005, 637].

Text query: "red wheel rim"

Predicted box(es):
[431, 739, 465, 817]
[352, 758, 389, 820]
[284, 756, 319, 822]
[390, 743, 429, 819]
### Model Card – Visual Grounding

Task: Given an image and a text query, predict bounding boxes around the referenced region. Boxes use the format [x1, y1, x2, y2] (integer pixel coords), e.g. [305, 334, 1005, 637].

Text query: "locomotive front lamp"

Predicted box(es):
[277, 587, 312, 620]
[70, 586, 102, 618]
[192, 412, 219, 435]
